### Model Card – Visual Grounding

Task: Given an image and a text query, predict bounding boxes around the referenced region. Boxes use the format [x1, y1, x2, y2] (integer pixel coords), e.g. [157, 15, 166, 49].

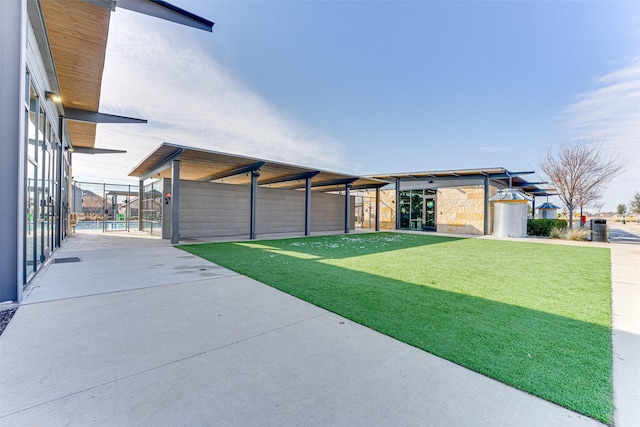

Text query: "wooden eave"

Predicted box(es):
[129, 143, 389, 192]
[41, 0, 111, 148]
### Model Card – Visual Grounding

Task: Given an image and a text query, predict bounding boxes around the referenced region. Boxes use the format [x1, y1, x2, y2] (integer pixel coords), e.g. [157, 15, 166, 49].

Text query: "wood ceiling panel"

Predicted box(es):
[67, 121, 96, 149]
[41, 0, 111, 147]
[129, 144, 388, 191]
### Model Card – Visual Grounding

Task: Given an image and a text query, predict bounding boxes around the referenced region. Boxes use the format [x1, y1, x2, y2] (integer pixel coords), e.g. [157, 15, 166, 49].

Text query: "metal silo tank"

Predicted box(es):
[490, 189, 532, 238]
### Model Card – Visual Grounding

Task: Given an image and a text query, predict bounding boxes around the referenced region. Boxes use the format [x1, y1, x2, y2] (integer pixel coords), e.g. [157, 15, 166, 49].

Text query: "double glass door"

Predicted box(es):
[399, 190, 436, 231]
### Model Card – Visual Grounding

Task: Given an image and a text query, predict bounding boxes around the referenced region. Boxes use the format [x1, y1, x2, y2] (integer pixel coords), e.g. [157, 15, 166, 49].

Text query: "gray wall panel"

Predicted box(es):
[171, 180, 354, 239]
[178, 180, 250, 238]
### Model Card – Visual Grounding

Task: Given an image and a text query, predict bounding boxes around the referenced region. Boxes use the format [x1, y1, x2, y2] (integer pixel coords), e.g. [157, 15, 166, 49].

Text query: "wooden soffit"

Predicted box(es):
[41, 0, 111, 148]
[129, 143, 389, 192]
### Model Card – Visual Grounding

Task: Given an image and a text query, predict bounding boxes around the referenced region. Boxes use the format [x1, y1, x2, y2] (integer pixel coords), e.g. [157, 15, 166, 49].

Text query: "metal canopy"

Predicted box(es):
[129, 143, 388, 192]
[71, 147, 127, 155]
[201, 161, 266, 182]
[369, 167, 554, 197]
[138, 147, 185, 181]
[115, 0, 215, 32]
[64, 108, 147, 124]
[259, 171, 320, 186]
[39, 0, 213, 149]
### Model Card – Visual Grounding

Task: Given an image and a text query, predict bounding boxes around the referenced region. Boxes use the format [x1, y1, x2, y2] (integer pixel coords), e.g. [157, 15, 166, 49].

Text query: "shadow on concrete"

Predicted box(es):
[180, 234, 613, 424]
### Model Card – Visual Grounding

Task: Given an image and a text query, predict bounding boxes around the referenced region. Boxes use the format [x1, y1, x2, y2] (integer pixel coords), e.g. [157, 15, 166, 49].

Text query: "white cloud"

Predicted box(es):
[560, 57, 640, 211]
[72, 10, 353, 185]
[561, 57, 640, 150]
[477, 146, 513, 153]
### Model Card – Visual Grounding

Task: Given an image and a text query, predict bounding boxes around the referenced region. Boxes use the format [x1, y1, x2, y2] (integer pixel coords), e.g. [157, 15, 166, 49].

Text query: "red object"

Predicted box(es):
[580, 215, 586, 225]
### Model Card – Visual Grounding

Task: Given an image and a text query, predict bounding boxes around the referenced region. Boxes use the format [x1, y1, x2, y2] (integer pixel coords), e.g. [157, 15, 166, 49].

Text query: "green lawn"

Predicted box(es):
[179, 232, 613, 424]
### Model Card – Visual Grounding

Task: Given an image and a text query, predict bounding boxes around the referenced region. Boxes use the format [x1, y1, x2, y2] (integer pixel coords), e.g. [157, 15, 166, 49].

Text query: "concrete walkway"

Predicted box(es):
[608, 223, 640, 427]
[0, 229, 633, 426]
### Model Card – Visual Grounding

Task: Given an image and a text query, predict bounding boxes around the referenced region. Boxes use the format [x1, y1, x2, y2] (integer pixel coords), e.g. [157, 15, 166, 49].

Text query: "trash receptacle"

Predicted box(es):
[591, 219, 607, 242]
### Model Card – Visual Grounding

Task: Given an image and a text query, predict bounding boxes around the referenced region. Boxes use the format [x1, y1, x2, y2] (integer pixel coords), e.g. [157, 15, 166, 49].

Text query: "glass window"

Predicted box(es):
[25, 70, 30, 105]
[41, 119, 52, 257]
[27, 159, 37, 275]
[37, 108, 47, 265]
[28, 84, 38, 161]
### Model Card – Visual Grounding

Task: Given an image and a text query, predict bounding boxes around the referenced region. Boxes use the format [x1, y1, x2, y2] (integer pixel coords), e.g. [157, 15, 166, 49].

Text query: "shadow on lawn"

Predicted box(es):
[179, 234, 613, 424]
[228, 232, 464, 260]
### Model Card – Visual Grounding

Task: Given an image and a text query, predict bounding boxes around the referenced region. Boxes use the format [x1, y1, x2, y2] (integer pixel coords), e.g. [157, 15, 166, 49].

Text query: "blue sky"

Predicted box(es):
[78, 0, 640, 212]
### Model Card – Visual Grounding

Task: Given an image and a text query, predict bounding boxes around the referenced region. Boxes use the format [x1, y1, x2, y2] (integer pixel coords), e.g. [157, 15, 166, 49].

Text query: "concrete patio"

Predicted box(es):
[1, 228, 637, 426]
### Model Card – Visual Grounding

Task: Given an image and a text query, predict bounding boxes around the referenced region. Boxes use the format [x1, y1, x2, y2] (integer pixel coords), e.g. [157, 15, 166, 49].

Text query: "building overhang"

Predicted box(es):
[37, 0, 213, 149]
[368, 168, 554, 197]
[129, 143, 389, 192]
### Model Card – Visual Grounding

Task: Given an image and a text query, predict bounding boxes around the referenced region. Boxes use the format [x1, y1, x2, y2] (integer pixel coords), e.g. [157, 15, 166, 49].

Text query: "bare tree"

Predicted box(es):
[540, 138, 628, 228]
[592, 200, 605, 215]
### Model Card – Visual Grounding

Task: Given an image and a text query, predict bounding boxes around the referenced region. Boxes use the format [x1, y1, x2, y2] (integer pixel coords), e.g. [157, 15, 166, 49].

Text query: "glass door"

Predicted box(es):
[399, 192, 411, 229]
[424, 197, 436, 230]
[411, 192, 423, 230]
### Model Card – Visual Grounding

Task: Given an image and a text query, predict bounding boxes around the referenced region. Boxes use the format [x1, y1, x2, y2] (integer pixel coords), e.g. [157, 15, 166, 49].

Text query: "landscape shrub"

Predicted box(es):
[566, 227, 589, 241]
[549, 227, 565, 239]
[527, 219, 568, 236]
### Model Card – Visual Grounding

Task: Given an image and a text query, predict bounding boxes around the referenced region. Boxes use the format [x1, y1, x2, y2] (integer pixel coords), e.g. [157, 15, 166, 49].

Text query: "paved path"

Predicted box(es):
[609, 223, 640, 426]
[608, 220, 640, 243]
[0, 230, 629, 426]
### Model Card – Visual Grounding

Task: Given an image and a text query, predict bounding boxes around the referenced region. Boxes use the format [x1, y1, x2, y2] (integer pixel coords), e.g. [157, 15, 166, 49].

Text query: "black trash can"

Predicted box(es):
[591, 219, 608, 242]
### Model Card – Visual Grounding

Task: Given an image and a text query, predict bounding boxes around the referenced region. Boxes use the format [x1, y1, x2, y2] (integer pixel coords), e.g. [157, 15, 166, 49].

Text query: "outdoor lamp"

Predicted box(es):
[45, 91, 62, 103]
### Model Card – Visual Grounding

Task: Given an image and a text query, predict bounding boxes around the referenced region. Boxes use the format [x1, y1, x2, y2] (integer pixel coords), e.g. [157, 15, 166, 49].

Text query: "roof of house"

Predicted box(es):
[368, 168, 555, 196]
[129, 143, 388, 191]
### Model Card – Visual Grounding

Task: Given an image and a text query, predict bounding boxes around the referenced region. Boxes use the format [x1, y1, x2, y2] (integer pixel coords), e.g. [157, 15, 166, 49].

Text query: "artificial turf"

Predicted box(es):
[179, 232, 613, 424]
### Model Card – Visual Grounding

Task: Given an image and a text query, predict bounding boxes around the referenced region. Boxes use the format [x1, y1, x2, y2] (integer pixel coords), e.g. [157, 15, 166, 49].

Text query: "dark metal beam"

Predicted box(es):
[305, 178, 311, 236]
[312, 177, 359, 188]
[344, 183, 352, 234]
[115, 0, 214, 32]
[350, 183, 388, 191]
[532, 197, 536, 219]
[259, 171, 320, 186]
[70, 147, 127, 155]
[138, 180, 144, 231]
[64, 108, 147, 124]
[513, 181, 547, 186]
[170, 160, 180, 244]
[395, 178, 401, 230]
[383, 171, 537, 182]
[250, 170, 259, 240]
[483, 175, 489, 235]
[202, 161, 265, 182]
[253, 176, 384, 192]
[375, 187, 380, 232]
[273, 177, 360, 191]
[139, 147, 184, 181]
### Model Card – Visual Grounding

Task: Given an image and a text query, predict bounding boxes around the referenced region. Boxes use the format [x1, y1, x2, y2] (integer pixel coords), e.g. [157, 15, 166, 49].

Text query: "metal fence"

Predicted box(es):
[142, 180, 163, 236]
[354, 194, 377, 229]
[71, 181, 139, 232]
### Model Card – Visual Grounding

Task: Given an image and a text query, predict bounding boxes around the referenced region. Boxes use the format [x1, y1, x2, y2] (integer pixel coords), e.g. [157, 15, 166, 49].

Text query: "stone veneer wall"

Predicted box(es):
[352, 184, 502, 234]
[436, 185, 497, 235]
[378, 189, 397, 230]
